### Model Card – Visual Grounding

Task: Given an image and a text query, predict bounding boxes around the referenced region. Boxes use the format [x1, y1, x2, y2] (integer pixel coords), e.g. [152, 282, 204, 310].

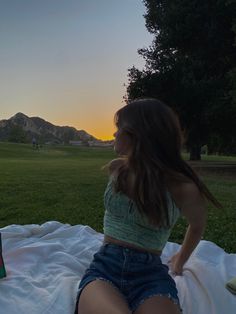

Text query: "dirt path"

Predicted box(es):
[188, 161, 236, 179]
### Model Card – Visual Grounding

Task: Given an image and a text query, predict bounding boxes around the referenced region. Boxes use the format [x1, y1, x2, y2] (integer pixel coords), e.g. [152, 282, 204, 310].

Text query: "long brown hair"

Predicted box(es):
[111, 98, 221, 227]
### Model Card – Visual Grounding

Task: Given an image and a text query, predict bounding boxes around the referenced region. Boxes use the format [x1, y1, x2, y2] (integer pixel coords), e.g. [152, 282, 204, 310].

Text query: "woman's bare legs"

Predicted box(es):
[134, 296, 181, 314]
[77, 279, 131, 314]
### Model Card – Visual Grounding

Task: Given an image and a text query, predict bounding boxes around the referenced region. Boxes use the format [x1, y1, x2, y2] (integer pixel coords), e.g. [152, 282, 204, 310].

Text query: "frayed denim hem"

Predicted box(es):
[132, 293, 183, 313]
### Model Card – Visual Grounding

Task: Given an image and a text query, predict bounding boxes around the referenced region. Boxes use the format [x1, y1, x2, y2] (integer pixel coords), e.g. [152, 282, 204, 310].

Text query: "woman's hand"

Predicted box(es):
[168, 252, 184, 276]
[168, 182, 207, 276]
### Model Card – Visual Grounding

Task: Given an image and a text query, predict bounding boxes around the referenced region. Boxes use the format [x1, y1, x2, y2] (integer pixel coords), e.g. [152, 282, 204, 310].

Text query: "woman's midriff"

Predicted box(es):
[103, 235, 162, 256]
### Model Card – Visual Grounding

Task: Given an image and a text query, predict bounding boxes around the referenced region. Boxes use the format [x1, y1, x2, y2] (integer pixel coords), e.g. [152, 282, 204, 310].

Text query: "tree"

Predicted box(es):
[229, 2, 236, 107]
[8, 125, 27, 143]
[62, 128, 76, 144]
[126, 0, 236, 159]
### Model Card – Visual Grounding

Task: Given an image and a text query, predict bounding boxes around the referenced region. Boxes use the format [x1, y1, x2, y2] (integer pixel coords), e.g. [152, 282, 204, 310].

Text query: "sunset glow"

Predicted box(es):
[0, 0, 152, 140]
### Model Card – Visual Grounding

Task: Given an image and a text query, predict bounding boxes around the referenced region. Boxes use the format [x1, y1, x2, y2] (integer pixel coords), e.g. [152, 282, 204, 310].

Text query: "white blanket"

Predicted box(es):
[0, 221, 235, 314]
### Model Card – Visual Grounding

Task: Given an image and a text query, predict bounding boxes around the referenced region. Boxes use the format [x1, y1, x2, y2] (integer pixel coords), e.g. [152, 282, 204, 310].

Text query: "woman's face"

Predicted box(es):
[113, 128, 132, 155]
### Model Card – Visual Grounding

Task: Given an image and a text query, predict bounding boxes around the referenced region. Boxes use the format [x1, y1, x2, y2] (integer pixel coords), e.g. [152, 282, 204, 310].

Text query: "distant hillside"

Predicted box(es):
[0, 113, 106, 145]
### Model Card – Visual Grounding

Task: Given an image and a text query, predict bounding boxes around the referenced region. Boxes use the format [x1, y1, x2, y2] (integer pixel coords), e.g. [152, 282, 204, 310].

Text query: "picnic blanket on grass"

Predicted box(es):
[0, 221, 235, 314]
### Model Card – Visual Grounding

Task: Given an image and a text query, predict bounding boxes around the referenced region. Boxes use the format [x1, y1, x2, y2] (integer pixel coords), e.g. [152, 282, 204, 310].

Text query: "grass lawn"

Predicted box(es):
[0, 142, 235, 253]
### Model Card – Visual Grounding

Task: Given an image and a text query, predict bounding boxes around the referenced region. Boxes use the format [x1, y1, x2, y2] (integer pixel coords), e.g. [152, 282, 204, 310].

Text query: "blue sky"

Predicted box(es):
[0, 0, 152, 139]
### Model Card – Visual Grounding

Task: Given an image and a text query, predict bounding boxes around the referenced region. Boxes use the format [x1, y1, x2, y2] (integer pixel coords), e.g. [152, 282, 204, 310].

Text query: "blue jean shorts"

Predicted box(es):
[75, 243, 182, 313]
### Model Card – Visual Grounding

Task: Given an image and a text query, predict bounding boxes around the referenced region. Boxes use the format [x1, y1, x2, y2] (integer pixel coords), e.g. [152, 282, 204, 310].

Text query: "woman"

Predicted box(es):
[75, 98, 221, 314]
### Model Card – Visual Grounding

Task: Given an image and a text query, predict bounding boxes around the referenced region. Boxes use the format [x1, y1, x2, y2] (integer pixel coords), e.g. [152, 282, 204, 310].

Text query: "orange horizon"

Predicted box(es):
[76, 128, 115, 141]
[54, 115, 117, 142]
[55, 121, 116, 142]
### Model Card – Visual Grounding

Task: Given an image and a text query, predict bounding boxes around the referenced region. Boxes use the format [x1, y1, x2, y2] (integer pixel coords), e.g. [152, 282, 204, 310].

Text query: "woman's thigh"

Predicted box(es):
[134, 295, 181, 314]
[77, 279, 131, 314]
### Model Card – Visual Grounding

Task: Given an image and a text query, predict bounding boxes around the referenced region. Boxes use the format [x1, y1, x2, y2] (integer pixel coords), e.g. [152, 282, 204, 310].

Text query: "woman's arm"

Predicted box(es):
[169, 182, 207, 275]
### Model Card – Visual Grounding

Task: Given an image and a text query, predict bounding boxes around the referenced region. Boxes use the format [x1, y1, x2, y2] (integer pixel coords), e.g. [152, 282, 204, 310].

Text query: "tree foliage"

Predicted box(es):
[8, 125, 28, 143]
[230, 1, 236, 105]
[126, 0, 236, 159]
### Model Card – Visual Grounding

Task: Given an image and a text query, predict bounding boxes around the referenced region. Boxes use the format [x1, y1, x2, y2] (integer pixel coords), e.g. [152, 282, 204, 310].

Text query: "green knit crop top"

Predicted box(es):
[103, 176, 181, 251]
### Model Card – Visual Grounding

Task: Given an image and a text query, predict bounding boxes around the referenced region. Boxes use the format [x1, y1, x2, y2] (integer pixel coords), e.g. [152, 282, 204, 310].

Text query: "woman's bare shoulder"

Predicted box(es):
[108, 157, 126, 174]
[169, 181, 207, 227]
[168, 181, 204, 210]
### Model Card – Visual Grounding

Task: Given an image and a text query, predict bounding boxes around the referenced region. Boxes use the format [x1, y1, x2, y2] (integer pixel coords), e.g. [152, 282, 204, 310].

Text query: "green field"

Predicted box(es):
[0, 142, 235, 253]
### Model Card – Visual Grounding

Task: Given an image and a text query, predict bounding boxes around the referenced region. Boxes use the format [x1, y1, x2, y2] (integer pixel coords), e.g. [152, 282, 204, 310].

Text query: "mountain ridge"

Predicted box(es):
[0, 112, 110, 145]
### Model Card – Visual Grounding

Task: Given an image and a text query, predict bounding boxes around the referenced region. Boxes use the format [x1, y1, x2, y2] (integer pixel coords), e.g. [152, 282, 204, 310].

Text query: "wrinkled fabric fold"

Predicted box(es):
[0, 221, 235, 313]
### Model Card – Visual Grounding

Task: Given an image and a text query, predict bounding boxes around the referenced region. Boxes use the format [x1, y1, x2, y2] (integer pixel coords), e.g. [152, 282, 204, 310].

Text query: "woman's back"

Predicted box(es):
[103, 158, 182, 253]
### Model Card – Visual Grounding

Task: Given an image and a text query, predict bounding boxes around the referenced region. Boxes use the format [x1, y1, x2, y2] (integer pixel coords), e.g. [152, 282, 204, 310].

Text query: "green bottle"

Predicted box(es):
[0, 233, 6, 278]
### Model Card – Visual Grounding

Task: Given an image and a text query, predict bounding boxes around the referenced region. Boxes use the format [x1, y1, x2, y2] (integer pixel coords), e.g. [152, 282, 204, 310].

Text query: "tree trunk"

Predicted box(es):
[189, 144, 201, 161]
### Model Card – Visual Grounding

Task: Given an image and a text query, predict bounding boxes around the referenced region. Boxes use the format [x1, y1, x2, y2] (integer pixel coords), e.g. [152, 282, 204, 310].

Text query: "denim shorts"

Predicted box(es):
[75, 243, 182, 313]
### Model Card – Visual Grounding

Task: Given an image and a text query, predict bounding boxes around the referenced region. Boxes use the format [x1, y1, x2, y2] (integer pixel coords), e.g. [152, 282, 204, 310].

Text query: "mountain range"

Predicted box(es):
[0, 113, 109, 145]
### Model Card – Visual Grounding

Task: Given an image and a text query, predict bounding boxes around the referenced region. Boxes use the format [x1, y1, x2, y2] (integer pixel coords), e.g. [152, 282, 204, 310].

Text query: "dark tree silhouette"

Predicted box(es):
[126, 0, 236, 159]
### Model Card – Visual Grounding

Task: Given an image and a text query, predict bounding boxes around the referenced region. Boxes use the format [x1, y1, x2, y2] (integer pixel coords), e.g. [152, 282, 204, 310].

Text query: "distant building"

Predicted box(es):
[88, 140, 114, 147]
[69, 139, 114, 147]
[69, 140, 83, 146]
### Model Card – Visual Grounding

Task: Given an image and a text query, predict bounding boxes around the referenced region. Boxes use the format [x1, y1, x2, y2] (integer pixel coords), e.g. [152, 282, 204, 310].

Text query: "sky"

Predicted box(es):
[0, 0, 153, 140]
